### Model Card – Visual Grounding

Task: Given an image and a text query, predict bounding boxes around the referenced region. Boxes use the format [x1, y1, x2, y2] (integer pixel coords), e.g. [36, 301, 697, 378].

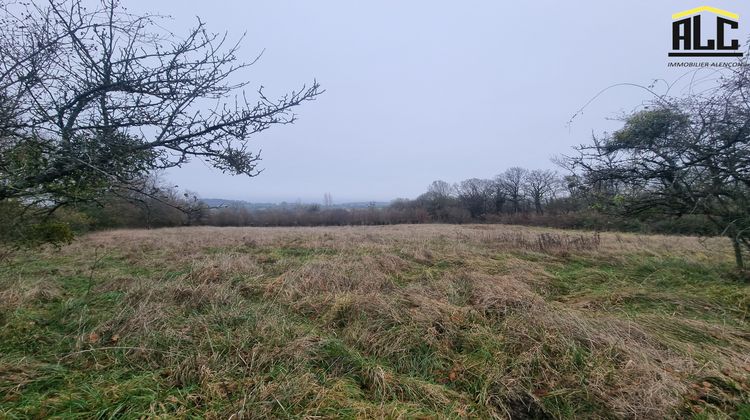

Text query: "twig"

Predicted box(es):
[86, 246, 106, 296]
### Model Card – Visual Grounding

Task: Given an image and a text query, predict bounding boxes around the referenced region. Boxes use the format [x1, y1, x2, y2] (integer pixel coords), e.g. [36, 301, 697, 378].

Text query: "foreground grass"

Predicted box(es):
[0, 225, 748, 418]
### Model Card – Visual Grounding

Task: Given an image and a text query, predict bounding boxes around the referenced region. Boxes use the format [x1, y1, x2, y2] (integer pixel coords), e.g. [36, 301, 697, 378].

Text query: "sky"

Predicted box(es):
[121, 0, 749, 203]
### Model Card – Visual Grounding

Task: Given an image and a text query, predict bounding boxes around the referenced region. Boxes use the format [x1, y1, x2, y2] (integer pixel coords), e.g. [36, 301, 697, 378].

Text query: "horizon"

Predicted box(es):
[114, 0, 749, 202]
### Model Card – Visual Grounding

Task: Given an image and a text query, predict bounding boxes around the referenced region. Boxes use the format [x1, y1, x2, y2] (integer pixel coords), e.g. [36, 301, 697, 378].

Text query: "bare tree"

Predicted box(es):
[124, 172, 167, 229]
[454, 178, 493, 218]
[486, 180, 505, 214]
[497, 167, 527, 214]
[415, 180, 456, 220]
[567, 68, 750, 271]
[0, 0, 321, 210]
[523, 169, 560, 214]
[427, 180, 453, 199]
[100, 172, 207, 228]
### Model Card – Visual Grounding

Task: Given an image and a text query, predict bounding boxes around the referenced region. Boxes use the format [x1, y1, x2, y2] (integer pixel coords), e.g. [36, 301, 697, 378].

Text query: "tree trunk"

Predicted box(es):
[534, 198, 543, 215]
[732, 236, 744, 270]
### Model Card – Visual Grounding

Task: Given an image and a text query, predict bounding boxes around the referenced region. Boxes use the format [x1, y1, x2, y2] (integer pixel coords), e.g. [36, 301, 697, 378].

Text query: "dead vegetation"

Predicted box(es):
[0, 224, 748, 418]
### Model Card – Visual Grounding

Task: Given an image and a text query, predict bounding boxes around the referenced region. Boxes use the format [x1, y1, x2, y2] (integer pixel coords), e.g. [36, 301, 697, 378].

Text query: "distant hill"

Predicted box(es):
[201, 198, 389, 210]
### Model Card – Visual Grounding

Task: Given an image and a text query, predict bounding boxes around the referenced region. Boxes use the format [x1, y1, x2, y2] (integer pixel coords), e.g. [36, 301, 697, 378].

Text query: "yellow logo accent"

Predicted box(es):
[672, 6, 739, 20]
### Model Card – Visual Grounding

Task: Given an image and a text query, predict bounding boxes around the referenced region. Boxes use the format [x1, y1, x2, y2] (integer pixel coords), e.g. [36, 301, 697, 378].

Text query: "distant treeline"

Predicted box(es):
[206, 167, 717, 235]
[24, 168, 717, 238]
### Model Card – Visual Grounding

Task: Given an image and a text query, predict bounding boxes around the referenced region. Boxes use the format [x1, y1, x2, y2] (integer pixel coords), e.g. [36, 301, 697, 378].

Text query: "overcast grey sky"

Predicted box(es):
[124, 0, 748, 203]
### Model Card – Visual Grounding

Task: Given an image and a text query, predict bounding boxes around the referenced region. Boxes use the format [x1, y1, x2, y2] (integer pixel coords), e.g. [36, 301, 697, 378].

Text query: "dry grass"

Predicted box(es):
[0, 224, 748, 418]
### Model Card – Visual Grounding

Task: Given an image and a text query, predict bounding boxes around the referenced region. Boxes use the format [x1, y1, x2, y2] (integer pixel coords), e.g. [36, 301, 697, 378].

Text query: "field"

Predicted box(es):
[1, 224, 749, 419]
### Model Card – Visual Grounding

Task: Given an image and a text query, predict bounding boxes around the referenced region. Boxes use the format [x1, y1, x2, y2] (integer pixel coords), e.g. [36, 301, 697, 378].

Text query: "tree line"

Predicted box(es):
[201, 166, 716, 238]
[207, 167, 566, 226]
[415, 168, 563, 220]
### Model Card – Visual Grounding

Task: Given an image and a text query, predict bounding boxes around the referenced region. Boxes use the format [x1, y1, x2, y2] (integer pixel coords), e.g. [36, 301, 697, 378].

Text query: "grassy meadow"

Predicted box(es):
[0, 225, 749, 418]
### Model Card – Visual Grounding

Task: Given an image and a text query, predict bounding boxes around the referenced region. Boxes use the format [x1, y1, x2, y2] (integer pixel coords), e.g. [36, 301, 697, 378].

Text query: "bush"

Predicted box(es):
[0, 201, 75, 247]
[27, 221, 75, 246]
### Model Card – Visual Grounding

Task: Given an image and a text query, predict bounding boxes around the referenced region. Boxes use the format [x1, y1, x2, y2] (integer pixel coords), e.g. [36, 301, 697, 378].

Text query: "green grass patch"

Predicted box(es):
[1, 227, 748, 418]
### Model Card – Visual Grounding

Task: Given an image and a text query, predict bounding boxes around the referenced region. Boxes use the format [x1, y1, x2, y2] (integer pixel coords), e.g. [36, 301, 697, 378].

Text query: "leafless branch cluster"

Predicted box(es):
[421, 168, 564, 220]
[565, 65, 750, 268]
[0, 0, 321, 206]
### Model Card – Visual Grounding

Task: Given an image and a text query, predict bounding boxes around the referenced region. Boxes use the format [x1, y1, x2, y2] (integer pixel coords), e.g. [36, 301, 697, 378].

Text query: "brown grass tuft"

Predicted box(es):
[2, 224, 745, 418]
